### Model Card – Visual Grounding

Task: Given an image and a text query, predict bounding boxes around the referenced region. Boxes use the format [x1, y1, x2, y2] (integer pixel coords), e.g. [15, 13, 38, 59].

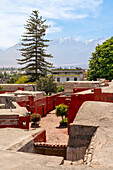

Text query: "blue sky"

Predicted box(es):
[0, 0, 113, 49]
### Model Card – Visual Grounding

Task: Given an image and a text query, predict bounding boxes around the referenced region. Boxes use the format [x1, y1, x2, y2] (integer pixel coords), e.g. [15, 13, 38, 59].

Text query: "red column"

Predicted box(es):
[94, 88, 102, 101]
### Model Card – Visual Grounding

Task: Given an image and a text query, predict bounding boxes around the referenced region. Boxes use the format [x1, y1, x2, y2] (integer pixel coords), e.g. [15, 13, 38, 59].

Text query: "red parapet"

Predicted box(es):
[33, 130, 46, 143]
[0, 115, 29, 130]
[68, 93, 94, 133]
[19, 116, 29, 129]
[55, 96, 71, 106]
[94, 88, 102, 101]
[18, 87, 24, 91]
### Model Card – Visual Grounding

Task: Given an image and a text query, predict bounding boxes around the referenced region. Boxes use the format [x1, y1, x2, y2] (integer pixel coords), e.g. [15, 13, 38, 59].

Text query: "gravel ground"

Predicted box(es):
[37, 109, 69, 144]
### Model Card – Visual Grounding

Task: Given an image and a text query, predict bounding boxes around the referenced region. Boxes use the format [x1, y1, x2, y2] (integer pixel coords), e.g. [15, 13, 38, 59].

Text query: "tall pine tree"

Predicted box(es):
[17, 10, 53, 81]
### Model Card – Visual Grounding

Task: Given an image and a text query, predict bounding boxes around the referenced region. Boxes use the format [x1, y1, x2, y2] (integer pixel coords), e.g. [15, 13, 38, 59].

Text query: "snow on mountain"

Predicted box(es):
[0, 37, 105, 68]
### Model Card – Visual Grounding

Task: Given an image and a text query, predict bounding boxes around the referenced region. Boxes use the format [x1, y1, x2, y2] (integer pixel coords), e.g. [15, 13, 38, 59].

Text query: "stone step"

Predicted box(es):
[63, 160, 72, 165]
[0, 119, 19, 125]
[0, 115, 19, 119]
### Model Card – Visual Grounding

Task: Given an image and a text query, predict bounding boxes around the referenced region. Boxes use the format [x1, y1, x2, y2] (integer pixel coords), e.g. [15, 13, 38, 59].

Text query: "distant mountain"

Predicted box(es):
[0, 43, 21, 67]
[0, 37, 105, 69]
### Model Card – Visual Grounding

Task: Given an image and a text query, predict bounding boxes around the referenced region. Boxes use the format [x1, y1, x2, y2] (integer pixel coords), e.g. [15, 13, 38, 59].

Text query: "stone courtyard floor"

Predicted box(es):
[31, 109, 69, 144]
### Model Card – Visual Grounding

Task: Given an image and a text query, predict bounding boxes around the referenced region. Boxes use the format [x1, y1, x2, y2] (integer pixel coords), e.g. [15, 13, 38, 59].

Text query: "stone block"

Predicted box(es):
[69, 125, 97, 147]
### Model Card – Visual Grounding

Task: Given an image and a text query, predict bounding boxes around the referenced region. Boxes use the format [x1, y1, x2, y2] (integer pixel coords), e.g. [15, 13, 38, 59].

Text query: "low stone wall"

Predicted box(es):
[0, 84, 36, 92]
[64, 81, 101, 96]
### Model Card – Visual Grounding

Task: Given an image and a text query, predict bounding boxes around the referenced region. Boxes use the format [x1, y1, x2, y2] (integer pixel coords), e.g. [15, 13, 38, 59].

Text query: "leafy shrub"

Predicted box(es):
[15, 75, 28, 84]
[56, 103, 68, 121]
[36, 75, 57, 95]
[7, 73, 20, 84]
[30, 113, 41, 125]
[0, 85, 3, 91]
[60, 118, 68, 127]
[57, 84, 64, 92]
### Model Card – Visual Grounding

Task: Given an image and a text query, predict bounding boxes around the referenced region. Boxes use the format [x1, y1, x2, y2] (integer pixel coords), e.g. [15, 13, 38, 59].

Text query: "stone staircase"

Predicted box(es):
[0, 115, 19, 127]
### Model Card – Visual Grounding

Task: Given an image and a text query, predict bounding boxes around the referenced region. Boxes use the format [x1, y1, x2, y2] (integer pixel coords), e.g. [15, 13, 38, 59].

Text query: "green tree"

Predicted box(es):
[3, 71, 8, 78]
[15, 75, 28, 84]
[7, 73, 20, 84]
[56, 104, 68, 121]
[0, 73, 3, 78]
[17, 10, 53, 81]
[0, 85, 3, 91]
[36, 75, 57, 95]
[57, 84, 64, 93]
[87, 37, 113, 81]
[7, 77, 17, 84]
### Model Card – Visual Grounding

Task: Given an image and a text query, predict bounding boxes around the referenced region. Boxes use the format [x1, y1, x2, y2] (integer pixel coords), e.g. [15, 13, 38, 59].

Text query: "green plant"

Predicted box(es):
[57, 84, 64, 92]
[60, 118, 68, 127]
[7, 73, 21, 84]
[36, 75, 57, 95]
[56, 103, 68, 122]
[87, 36, 113, 81]
[0, 85, 3, 91]
[30, 113, 41, 126]
[17, 10, 53, 81]
[15, 75, 28, 84]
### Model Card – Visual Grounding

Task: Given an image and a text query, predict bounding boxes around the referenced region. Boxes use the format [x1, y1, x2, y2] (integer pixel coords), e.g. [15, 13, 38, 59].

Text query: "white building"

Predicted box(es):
[52, 68, 85, 83]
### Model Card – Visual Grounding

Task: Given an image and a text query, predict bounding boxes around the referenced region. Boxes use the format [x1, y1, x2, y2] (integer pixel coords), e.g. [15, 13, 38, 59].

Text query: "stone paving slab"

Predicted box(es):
[0, 128, 43, 150]
[0, 150, 64, 170]
[0, 150, 112, 170]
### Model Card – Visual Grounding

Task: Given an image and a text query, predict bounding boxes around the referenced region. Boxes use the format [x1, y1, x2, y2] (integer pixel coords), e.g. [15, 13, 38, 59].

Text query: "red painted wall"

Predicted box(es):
[18, 87, 24, 91]
[94, 88, 113, 103]
[102, 93, 113, 103]
[94, 88, 102, 101]
[17, 100, 29, 108]
[0, 116, 29, 129]
[17, 93, 64, 117]
[0, 91, 15, 94]
[46, 95, 57, 113]
[19, 116, 29, 129]
[0, 87, 24, 94]
[33, 130, 46, 143]
[67, 88, 113, 133]
[55, 96, 71, 106]
[34, 98, 47, 117]
[68, 93, 94, 132]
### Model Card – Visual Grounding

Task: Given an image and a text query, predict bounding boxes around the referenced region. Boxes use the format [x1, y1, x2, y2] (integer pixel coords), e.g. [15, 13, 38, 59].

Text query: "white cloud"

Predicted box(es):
[0, 0, 103, 49]
[37, 0, 103, 19]
[46, 21, 62, 34]
[0, 0, 103, 20]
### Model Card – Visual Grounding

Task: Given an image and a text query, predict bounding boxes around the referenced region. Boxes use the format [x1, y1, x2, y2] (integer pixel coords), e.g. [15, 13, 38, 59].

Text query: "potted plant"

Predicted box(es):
[30, 113, 41, 128]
